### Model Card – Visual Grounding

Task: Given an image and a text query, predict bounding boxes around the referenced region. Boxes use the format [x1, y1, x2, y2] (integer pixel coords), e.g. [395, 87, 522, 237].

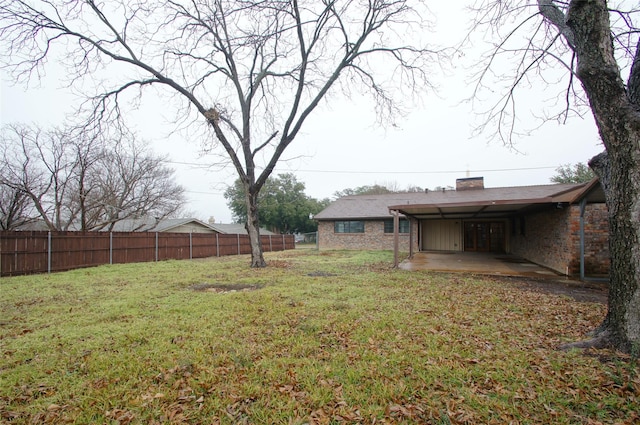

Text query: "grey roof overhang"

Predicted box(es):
[389, 179, 605, 220]
[388, 198, 558, 220]
[314, 180, 604, 222]
[567, 178, 606, 203]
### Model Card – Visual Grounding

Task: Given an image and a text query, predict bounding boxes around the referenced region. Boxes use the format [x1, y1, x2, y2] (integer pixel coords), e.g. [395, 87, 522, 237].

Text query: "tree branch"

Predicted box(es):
[627, 39, 640, 106]
[538, 0, 576, 50]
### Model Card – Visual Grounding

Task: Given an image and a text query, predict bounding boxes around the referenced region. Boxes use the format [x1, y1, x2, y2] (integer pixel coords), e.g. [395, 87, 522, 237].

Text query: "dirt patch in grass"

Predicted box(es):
[188, 283, 264, 293]
[492, 275, 608, 304]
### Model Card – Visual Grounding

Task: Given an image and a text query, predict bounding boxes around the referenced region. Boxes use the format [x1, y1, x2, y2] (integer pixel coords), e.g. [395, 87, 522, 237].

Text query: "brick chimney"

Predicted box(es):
[456, 177, 484, 191]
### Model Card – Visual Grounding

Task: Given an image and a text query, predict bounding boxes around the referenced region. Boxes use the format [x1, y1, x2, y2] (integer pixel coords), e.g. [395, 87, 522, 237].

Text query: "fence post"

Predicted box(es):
[47, 231, 52, 274]
[109, 232, 113, 264]
[282, 234, 285, 250]
[237, 234, 240, 255]
[269, 235, 272, 252]
[155, 232, 159, 262]
[189, 232, 193, 260]
[216, 233, 219, 257]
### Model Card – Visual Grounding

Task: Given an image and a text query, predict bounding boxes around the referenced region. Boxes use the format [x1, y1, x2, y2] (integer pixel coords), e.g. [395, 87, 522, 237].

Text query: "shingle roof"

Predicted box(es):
[108, 217, 216, 232]
[103, 217, 159, 232]
[208, 223, 276, 235]
[109, 219, 276, 234]
[154, 218, 215, 232]
[314, 192, 429, 220]
[314, 182, 590, 220]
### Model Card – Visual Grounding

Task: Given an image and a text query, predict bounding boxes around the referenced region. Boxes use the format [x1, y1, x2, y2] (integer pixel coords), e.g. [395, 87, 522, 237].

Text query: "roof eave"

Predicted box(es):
[565, 178, 605, 204]
[388, 197, 555, 213]
[316, 215, 399, 221]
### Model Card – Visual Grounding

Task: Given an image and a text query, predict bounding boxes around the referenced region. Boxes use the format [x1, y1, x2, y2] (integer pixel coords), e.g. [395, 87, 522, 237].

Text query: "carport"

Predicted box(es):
[387, 188, 579, 263]
[387, 179, 607, 280]
[398, 251, 562, 278]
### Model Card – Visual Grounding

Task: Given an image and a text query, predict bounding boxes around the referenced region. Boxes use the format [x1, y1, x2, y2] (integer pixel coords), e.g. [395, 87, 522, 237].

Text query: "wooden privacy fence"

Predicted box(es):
[0, 231, 295, 277]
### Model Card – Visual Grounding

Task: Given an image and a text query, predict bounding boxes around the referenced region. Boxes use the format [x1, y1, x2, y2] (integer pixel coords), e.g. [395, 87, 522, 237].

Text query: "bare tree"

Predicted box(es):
[70, 130, 105, 231]
[0, 182, 34, 230]
[94, 137, 186, 231]
[0, 124, 185, 231]
[0, 0, 439, 267]
[469, 0, 640, 352]
[0, 125, 77, 230]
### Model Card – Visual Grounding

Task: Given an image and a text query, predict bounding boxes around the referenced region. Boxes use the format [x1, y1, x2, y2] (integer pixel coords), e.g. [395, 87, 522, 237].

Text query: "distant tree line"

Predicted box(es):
[0, 124, 185, 231]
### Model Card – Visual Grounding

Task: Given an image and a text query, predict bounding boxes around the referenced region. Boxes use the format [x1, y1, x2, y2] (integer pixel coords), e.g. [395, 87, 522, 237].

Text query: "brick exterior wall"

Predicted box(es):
[510, 207, 573, 274]
[456, 177, 484, 191]
[318, 203, 609, 277]
[317, 219, 419, 252]
[581, 203, 610, 276]
[510, 203, 609, 276]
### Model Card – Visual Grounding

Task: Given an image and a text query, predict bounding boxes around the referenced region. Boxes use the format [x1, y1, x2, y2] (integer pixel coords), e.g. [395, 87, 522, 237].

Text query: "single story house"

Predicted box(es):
[15, 217, 219, 233]
[314, 177, 609, 278]
[208, 223, 276, 236]
[15, 217, 277, 235]
[109, 217, 218, 233]
[107, 218, 276, 235]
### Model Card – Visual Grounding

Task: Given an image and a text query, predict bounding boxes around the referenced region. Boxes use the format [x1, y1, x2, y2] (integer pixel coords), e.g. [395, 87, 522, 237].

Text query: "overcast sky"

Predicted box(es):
[0, 2, 603, 224]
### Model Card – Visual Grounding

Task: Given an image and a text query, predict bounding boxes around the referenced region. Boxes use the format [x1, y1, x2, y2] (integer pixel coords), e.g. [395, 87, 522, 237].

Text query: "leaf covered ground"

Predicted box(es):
[0, 250, 638, 424]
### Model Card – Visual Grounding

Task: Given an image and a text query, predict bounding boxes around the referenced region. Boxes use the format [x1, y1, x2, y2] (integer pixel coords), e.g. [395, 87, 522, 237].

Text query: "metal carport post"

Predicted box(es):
[393, 209, 399, 268]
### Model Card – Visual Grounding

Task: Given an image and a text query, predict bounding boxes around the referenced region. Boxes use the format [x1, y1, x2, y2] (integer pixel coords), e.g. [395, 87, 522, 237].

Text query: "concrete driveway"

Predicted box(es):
[398, 251, 562, 278]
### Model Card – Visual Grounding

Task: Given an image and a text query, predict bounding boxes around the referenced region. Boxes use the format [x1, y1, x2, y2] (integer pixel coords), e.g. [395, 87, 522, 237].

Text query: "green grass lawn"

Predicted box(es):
[1, 250, 637, 424]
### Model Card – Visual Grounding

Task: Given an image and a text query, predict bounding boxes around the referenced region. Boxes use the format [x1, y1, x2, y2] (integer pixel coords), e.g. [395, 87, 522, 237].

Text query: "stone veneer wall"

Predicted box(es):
[317, 219, 418, 252]
[510, 203, 609, 276]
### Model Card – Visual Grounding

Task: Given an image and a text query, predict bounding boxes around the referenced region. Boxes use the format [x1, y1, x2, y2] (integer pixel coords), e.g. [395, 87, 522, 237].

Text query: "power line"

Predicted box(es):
[276, 165, 560, 175]
[164, 158, 561, 175]
[180, 165, 564, 198]
[163, 160, 216, 169]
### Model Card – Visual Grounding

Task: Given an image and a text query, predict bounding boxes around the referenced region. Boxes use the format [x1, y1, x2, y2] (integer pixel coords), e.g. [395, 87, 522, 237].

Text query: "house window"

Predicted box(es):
[383, 219, 410, 233]
[334, 221, 365, 233]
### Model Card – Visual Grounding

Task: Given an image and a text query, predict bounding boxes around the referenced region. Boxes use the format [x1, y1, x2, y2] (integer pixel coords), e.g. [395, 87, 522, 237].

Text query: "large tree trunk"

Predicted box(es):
[563, 0, 640, 352]
[245, 189, 266, 268]
[589, 151, 640, 352]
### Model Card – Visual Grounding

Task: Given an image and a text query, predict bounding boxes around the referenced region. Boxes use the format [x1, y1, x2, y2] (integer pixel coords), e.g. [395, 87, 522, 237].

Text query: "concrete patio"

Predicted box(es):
[398, 251, 563, 278]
